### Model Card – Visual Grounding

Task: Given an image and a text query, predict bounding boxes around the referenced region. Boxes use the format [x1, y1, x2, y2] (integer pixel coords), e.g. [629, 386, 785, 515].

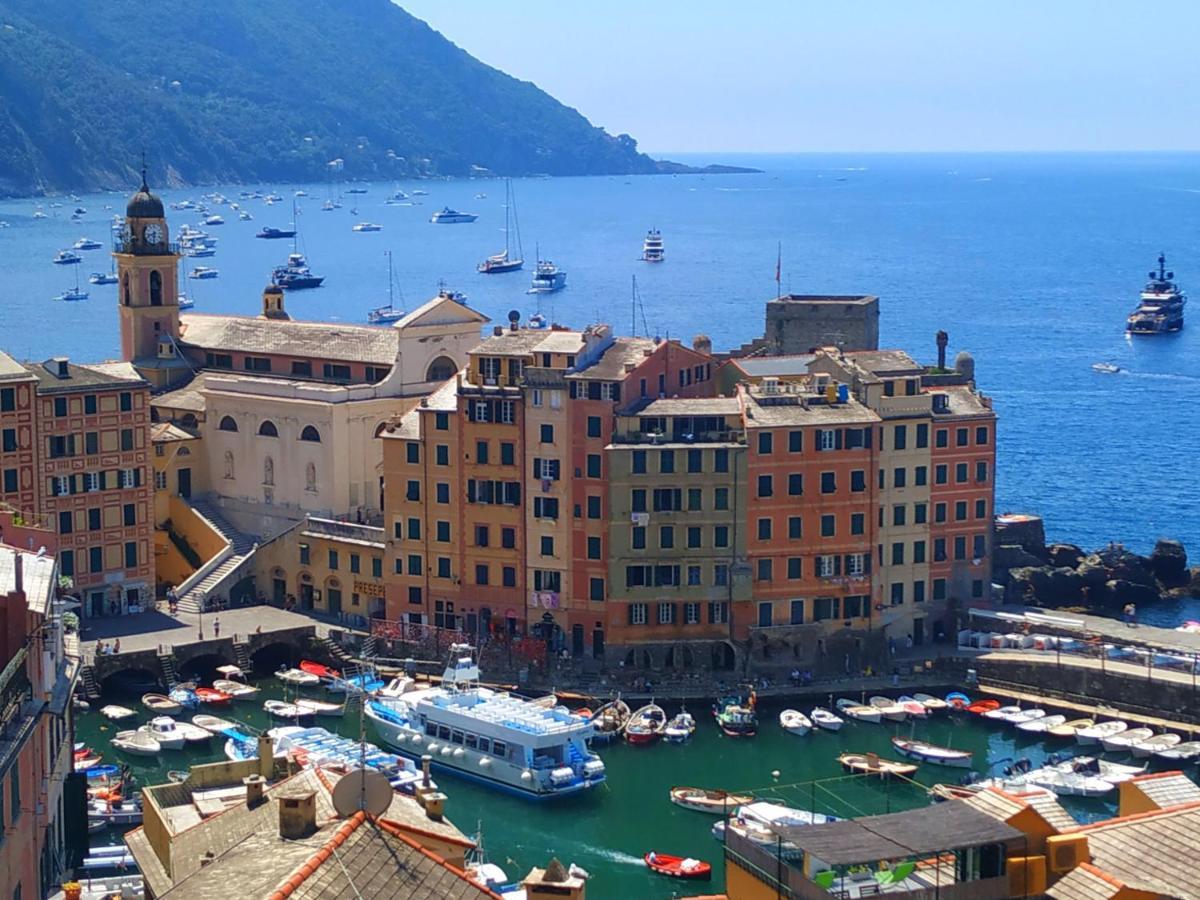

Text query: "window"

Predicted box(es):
[2, 470, 16, 493]
[757, 601, 772, 627]
[820, 515, 835, 537]
[435, 444, 449, 466]
[435, 412, 449, 431]
[687, 448, 702, 473]
[587, 536, 601, 560]
[586, 416, 601, 438]
[589, 578, 605, 601]
[298, 425, 321, 443]
[935, 464, 948, 485]
[757, 474, 773, 498]
[503, 567, 516, 587]
[813, 597, 840, 621]
[652, 488, 682, 511]
[124, 541, 138, 568]
[954, 535, 967, 560]
[404, 442, 420, 465]
[788, 430, 802, 452]
[432, 482, 449, 504]
[847, 553, 866, 576]
[709, 601, 729, 624]
[956, 427, 969, 447]
[474, 440, 489, 464]
[818, 429, 836, 451]
[714, 487, 729, 510]
[533, 497, 559, 519]
[915, 465, 927, 486]
[914, 502, 927, 525]
[630, 488, 646, 513]
[372, 557, 383, 578]
[632, 526, 646, 550]
[913, 580, 926, 603]
[657, 602, 675, 625]
[975, 426, 989, 445]
[916, 423, 928, 448]
[349, 553, 361, 574]
[323, 363, 352, 381]
[475, 564, 489, 585]
[955, 500, 967, 521]
[9, 762, 20, 824]
[0, 388, 14, 412]
[631, 450, 647, 474]
[851, 513, 864, 535]
[713, 565, 729, 588]
[540, 536, 554, 557]
[757, 432, 773, 454]
[659, 450, 675, 473]
[893, 467, 906, 488]
[474, 525, 489, 547]
[757, 517, 772, 540]
[975, 499, 987, 519]
[1, 429, 15, 453]
[687, 526, 701, 549]
[500, 442, 515, 465]
[788, 516, 802, 539]
[257, 420, 278, 437]
[687, 487, 702, 511]
[123, 503, 136, 527]
[935, 429, 948, 448]
[587, 495, 602, 519]
[714, 525, 729, 548]
[405, 480, 421, 502]
[53, 397, 67, 418]
[433, 520, 449, 543]
[934, 538, 947, 561]
[976, 460, 988, 483]
[893, 425, 907, 450]
[935, 502, 947, 523]
[933, 578, 947, 600]
[956, 462, 969, 483]
[914, 540, 926, 563]
[407, 517, 421, 540]
[629, 603, 648, 625]
[85, 432, 98, 455]
[787, 557, 802, 580]
[88, 547, 102, 573]
[540, 424, 554, 444]
[587, 454, 601, 478]
[58, 511, 72, 534]
[501, 528, 515, 549]
[59, 550, 73, 577]
[820, 472, 836, 494]
[973, 534, 986, 559]
[817, 555, 836, 577]
[850, 469, 866, 493]
[714, 448, 729, 472]
[685, 602, 701, 624]
[893, 505, 906, 526]
[891, 583, 904, 605]
[687, 565, 701, 586]
[891, 542, 904, 565]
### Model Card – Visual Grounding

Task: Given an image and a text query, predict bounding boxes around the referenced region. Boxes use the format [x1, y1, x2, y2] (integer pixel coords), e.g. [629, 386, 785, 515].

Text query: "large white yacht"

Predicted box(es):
[1126, 253, 1186, 334]
[365, 644, 605, 800]
[641, 228, 664, 262]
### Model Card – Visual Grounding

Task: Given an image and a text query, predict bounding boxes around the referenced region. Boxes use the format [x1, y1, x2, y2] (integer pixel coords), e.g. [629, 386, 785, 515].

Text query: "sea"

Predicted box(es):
[1, 152, 1198, 566]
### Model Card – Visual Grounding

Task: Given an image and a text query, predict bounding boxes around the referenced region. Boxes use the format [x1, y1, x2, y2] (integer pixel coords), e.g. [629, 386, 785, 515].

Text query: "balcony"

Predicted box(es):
[112, 236, 181, 256]
[301, 517, 385, 547]
[610, 430, 745, 446]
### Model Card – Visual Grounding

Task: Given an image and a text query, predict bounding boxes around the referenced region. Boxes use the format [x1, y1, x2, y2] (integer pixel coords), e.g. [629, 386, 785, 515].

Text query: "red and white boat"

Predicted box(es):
[195, 687, 233, 706]
[624, 702, 666, 745]
[966, 699, 1001, 716]
[644, 852, 711, 880]
[299, 660, 340, 681]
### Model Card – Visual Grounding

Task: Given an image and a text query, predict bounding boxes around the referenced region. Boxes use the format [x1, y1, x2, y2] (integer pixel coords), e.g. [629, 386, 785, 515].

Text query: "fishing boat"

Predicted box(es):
[367, 250, 405, 325]
[277, 666, 321, 687]
[99, 705, 137, 722]
[868, 696, 908, 721]
[1076, 720, 1128, 745]
[779, 709, 812, 736]
[1047, 717, 1093, 739]
[664, 709, 696, 743]
[965, 699, 1001, 715]
[365, 643, 606, 799]
[430, 207, 477, 224]
[669, 786, 754, 814]
[143, 717, 187, 750]
[142, 693, 182, 714]
[982, 705, 1022, 721]
[111, 729, 160, 756]
[1017, 714, 1066, 734]
[1155, 740, 1200, 762]
[625, 702, 667, 744]
[890, 737, 973, 768]
[256, 226, 296, 239]
[838, 752, 918, 778]
[1101, 727, 1154, 753]
[641, 229, 664, 262]
[188, 265, 218, 279]
[835, 698, 882, 723]
[912, 693, 950, 713]
[478, 179, 523, 273]
[192, 714, 236, 734]
[1131, 733, 1182, 758]
[589, 699, 631, 743]
[644, 852, 710, 881]
[896, 697, 929, 719]
[169, 686, 199, 709]
[264, 699, 316, 722]
[295, 697, 345, 718]
[945, 691, 971, 711]
[713, 690, 758, 738]
[73, 237, 102, 250]
[352, 221, 383, 232]
[213, 678, 259, 700]
[53, 249, 82, 265]
[528, 254, 567, 293]
[195, 686, 233, 706]
[810, 708, 844, 732]
[270, 725, 430, 794]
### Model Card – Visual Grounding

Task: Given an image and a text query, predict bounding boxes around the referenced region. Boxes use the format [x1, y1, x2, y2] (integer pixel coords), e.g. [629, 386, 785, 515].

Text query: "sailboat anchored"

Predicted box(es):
[53, 263, 88, 302]
[271, 200, 324, 290]
[367, 250, 406, 325]
[477, 179, 523, 273]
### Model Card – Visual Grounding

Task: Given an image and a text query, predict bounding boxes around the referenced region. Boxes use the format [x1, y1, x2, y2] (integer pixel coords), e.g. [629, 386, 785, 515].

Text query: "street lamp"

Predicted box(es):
[197, 591, 205, 640]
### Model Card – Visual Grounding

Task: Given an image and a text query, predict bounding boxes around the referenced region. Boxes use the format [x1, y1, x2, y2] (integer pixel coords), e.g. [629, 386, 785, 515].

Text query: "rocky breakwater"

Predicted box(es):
[993, 515, 1200, 610]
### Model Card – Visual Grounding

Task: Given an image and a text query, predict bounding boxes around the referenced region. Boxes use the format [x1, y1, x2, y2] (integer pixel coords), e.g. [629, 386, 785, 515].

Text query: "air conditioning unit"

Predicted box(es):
[1046, 835, 1089, 873]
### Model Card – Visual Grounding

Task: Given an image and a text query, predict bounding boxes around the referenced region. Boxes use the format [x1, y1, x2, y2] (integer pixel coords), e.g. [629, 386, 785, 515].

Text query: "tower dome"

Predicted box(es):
[126, 168, 164, 219]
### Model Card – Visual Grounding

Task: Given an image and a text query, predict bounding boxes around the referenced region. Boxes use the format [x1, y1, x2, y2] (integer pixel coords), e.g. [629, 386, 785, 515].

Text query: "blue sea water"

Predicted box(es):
[1, 152, 1198, 560]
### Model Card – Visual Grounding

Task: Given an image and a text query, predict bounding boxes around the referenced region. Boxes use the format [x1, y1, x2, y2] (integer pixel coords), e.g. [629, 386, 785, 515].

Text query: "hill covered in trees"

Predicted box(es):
[0, 0, 698, 195]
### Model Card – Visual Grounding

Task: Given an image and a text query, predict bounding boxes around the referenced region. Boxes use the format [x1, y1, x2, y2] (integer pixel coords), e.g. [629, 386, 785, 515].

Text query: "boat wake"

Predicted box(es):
[571, 843, 646, 867]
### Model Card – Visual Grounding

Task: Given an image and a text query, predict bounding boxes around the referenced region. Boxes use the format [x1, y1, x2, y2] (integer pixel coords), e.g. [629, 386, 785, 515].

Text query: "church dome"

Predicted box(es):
[126, 173, 164, 219]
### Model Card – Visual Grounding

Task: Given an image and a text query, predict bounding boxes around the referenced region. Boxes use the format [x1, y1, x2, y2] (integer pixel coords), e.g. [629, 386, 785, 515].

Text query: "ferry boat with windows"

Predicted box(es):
[364, 644, 606, 799]
[1127, 253, 1186, 334]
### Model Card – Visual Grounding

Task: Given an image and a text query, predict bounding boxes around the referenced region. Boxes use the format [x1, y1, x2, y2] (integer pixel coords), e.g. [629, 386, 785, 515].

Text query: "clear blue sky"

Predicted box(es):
[397, 1, 1200, 154]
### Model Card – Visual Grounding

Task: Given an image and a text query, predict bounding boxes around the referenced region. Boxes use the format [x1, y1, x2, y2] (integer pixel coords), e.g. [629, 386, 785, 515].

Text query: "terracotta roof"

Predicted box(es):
[390, 292, 489, 331]
[151, 423, 197, 443]
[567, 337, 658, 381]
[1066, 801, 1200, 897]
[0, 543, 57, 615]
[179, 314, 399, 365]
[1020, 791, 1076, 832]
[1124, 771, 1200, 810]
[964, 787, 1075, 833]
[1045, 863, 1126, 900]
[24, 359, 148, 393]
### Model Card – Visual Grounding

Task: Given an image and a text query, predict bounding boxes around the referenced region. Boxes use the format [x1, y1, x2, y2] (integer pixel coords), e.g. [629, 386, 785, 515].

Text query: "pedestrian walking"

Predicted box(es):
[214, 617, 220, 638]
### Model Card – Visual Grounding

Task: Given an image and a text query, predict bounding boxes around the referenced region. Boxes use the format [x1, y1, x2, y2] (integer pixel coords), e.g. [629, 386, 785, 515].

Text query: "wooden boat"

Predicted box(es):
[299, 660, 340, 680]
[897, 697, 929, 719]
[1017, 714, 1066, 734]
[264, 699, 316, 721]
[111, 729, 160, 756]
[84, 764, 122, 779]
[195, 686, 233, 706]
[945, 692, 971, 711]
[295, 697, 345, 718]
[839, 752, 918, 778]
[1003, 708, 1047, 727]
[982, 704, 1022, 721]
[891, 737, 973, 768]
[836, 698, 881, 723]
[100, 705, 137, 722]
[1076, 720, 1128, 746]
[214, 678, 260, 700]
[1047, 717, 1093, 739]
[868, 696, 907, 721]
[168, 686, 199, 709]
[663, 709, 696, 743]
[277, 667, 321, 686]
[645, 852, 711, 880]
[912, 693, 950, 713]
[779, 709, 812, 736]
[74, 753, 104, 770]
[669, 786, 754, 814]
[1101, 727, 1154, 753]
[589, 699, 631, 742]
[966, 698, 1001, 715]
[142, 693, 182, 714]
[810, 707, 844, 732]
[1132, 733, 1181, 758]
[625, 702, 666, 744]
[192, 714, 236, 734]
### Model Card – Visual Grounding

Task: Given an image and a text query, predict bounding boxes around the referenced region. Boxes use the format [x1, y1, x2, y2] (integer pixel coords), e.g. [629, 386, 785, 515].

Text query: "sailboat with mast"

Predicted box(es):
[271, 200, 324, 290]
[53, 264, 88, 302]
[368, 250, 406, 325]
[477, 179, 523, 273]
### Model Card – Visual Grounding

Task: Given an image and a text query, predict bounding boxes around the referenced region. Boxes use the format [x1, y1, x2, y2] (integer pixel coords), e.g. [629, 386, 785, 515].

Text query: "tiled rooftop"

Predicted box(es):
[1126, 771, 1200, 809]
[732, 354, 816, 377]
[742, 392, 879, 427]
[0, 543, 57, 615]
[24, 358, 147, 393]
[567, 337, 658, 380]
[633, 397, 742, 417]
[844, 349, 924, 375]
[180, 314, 400, 365]
[0, 350, 34, 382]
[1067, 801, 1200, 897]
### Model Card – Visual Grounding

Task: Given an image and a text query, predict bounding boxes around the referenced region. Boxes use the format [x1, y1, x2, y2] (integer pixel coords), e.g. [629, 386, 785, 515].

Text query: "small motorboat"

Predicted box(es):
[89, 798, 143, 828]
[868, 696, 908, 721]
[169, 686, 199, 709]
[1047, 717, 1094, 739]
[589, 699, 631, 743]
[1025, 768, 1116, 798]
[277, 667, 321, 687]
[669, 786, 754, 814]
[810, 708, 844, 732]
[192, 714, 236, 734]
[188, 265, 219, 279]
[53, 249, 82, 265]
[1092, 362, 1121, 374]
[142, 693, 182, 714]
[839, 752, 918, 778]
[174, 721, 213, 744]
[836, 698, 882, 723]
[664, 709, 696, 743]
[644, 852, 711, 881]
[100, 705, 137, 722]
[295, 698, 345, 718]
[896, 697, 929, 719]
[1076, 720, 1128, 745]
[1004, 708, 1048, 727]
[195, 687, 233, 706]
[966, 699, 1001, 715]
[111, 730, 161, 757]
[1017, 714, 1066, 734]
[352, 222, 383, 232]
[1131, 733, 1181, 758]
[203, 214, 224, 226]
[1101, 727, 1154, 753]
[945, 691, 972, 711]
[143, 717, 187, 750]
[982, 705, 1022, 721]
[73, 237, 102, 250]
[74, 753, 104, 771]
[84, 764, 121, 780]
[625, 702, 666, 744]
[264, 700, 315, 722]
[912, 693, 950, 713]
[779, 709, 812, 736]
[89, 271, 119, 285]
[712, 802, 837, 846]
[1155, 740, 1200, 762]
[891, 737, 973, 768]
[713, 691, 758, 737]
[213, 678, 259, 700]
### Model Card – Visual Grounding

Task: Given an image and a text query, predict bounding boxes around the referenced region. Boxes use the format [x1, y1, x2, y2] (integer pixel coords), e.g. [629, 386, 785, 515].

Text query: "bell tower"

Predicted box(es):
[115, 165, 184, 386]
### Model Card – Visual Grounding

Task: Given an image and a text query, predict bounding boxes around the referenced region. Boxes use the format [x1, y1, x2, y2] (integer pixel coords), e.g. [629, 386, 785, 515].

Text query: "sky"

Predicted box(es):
[397, 1, 1200, 155]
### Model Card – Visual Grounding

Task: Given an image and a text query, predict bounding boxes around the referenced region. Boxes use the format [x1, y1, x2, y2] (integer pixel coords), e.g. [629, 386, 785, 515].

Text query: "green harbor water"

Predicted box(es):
[77, 677, 1136, 900]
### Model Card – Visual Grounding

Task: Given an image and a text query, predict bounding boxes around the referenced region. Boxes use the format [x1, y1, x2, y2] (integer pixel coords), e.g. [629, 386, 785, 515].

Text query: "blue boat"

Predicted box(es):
[84, 764, 121, 779]
[169, 687, 199, 709]
[270, 725, 429, 793]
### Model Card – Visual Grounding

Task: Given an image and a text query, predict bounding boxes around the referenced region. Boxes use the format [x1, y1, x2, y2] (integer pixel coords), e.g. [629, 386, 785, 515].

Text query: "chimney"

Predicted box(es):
[257, 734, 274, 778]
[13, 549, 23, 596]
[522, 858, 587, 900]
[493, 325, 504, 336]
[278, 790, 317, 840]
[243, 773, 266, 808]
[262, 284, 289, 321]
[936, 330, 948, 371]
[692, 334, 712, 355]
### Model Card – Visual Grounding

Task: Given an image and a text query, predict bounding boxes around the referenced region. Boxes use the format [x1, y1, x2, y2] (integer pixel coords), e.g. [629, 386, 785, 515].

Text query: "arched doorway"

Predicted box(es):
[711, 642, 736, 671]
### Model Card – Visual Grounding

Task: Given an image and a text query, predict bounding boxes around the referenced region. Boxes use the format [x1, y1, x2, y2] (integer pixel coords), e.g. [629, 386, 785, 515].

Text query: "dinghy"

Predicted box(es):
[299, 660, 340, 681]
[74, 753, 104, 770]
[264, 699, 315, 721]
[111, 729, 160, 756]
[1017, 714, 1066, 734]
[84, 764, 121, 779]
[625, 702, 666, 744]
[100, 705, 137, 722]
[213, 678, 259, 700]
[945, 692, 971, 711]
[664, 709, 696, 743]
[277, 667, 321, 687]
[897, 696, 929, 718]
[838, 752, 918, 778]
[1076, 720, 1128, 745]
[173, 721, 213, 744]
[1155, 740, 1200, 762]
[1004, 708, 1048, 727]
[195, 686, 233, 706]
[836, 698, 881, 723]
[982, 705, 1022, 721]
[669, 786, 754, 814]
[168, 686, 199, 709]
[891, 737, 974, 768]
[810, 707, 844, 732]
[966, 699, 1001, 715]
[868, 696, 908, 721]
[712, 801, 839, 846]
[295, 697, 345, 718]
[912, 693, 950, 713]
[1047, 718, 1093, 739]
[141, 693, 182, 714]
[589, 699, 631, 743]
[644, 852, 711, 880]
[1131, 733, 1182, 758]
[192, 714, 236, 734]
[779, 709, 812, 736]
[1102, 727, 1154, 753]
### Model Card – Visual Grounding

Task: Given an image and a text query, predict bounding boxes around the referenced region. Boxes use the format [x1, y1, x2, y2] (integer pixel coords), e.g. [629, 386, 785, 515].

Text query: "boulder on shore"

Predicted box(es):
[1105, 579, 1160, 608]
[1150, 539, 1189, 585]
[1046, 543, 1084, 569]
[1094, 547, 1156, 587]
[994, 544, 1047, 572]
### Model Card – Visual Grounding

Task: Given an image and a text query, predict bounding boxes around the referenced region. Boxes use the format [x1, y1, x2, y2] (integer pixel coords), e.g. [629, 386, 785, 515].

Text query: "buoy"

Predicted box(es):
[771, 769, 781, 778]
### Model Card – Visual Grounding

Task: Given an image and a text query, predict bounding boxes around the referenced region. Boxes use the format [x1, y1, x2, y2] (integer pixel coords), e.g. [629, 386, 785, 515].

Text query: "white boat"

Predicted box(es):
[264, 700, 315, 721]
[89, 798, 143, 827]
[213, 678, 259, 700]
[712, 802, 837, 847]
[277, 667, 321, 687]
[642, 228, 664, 262]
[430, 207, 477, 224]
[1017, 714, 1066, 734]
[99, 705, 137, 722]
[1101, 727, 1155, 753]
[477, 179, 523, 273]
[367, 250, 405, 325]
[183, 242, 216, 257]
[1004, 708, 1048, 727]
[270, 726, 429, 793]
[1023, 768, 1117, 798]
[1131, 733, 1181, 758]
[911, 693, 949, 713]
[779, 709, 812, 736]
[835, 698, 881, 723]
[203, 214, 225, 225]
[528, 256, 567, 294]
[868, 696, 907, 721]
[1092, 362, 1121, 374]
[1076, 720, 1128, 745]
[810, 708, 844, 732]
[295, 698, 345, 718]
[143, 717, 186, 750]
[352, 222, 383, 232]
[89, 271, 118, 285]
[1052, 756, 1145, 784]
[73, 237, 102, 250]
[982, 705, 1022, 721]
[142, 693, 182, 714]
[173, 721, 214, 744]
[663, 710, 696, 743]
[1155, 740, 1200, 762]
[188, 266, 218, 279]
[669, 786, 755, 814]
[53, 249, 82, 265]
[891, 737, 973, 768]
[192, 714, 236, 734]
[365, 643, 605, 799]
[111, 729, 160, 756]
[239, 211, 252, 220]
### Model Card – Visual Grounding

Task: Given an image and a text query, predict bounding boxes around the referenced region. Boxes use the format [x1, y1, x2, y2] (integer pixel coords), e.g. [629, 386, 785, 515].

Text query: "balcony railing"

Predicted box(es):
[610, 430, 745, 445]
[303, 517, 385, 545]
[112, 237, 181, 256]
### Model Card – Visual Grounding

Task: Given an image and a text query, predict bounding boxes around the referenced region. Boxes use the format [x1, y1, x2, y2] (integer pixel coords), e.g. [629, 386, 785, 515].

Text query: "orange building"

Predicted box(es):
[0, 355, 41, 520]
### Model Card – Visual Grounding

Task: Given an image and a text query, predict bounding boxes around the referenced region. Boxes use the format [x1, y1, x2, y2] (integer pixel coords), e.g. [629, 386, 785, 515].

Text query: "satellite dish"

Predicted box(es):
[330, 767, 392, 818]
[507, 309, 521, 324]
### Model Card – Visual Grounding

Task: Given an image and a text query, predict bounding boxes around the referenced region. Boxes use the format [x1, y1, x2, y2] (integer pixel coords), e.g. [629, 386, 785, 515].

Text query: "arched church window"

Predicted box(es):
[150, 270, 162, 306]
[218, 416, 238, 432]
[299, 425, 321, 443]
[258, 420, 279, 437]
[425, 356, 457, 383]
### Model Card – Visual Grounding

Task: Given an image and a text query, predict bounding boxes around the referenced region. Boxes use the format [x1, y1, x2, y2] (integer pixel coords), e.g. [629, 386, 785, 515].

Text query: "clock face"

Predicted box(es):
[143, 223, 163, 244]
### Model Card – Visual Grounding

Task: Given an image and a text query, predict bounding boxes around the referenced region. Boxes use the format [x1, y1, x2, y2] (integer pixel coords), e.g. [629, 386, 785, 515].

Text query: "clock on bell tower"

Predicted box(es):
[114, 166, 185, 387]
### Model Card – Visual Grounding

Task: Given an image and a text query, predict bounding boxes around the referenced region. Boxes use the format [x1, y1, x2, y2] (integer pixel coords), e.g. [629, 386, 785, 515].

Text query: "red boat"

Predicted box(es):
[644, 852, 711, 880]
[966, 699, 1001, 715]
[196, 686, 233, 705]
[299, 660, 340, 680]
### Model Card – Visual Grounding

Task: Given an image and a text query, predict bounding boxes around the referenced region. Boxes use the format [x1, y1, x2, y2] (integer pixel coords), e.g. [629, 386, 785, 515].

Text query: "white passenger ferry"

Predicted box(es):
[364, 644, 605, 800]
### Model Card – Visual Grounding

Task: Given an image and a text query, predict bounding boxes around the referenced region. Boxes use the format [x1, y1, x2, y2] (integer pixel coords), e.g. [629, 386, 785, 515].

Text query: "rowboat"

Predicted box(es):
[982, 705, 1022, 721]
[74, 753, 104, 770]
[669, 786, 754, 814]
[810, 708, 844, 732]
[264, 700, 315, 722]
[195, 687, 233, 706]
[89, 798, 143, 828]
[838, 752, 918, 778]
[1047, 717, 1093, 739]
[192, 714, 236, 735]
[277, 667, 321, 687]
[897, 696, 930, 718]
[1131, 733, 1181, 758]
[664, 709, 696, 743]
[890, 737, 973, 768]
[100, 705, 137, 722]
[1017, 714, 1066, 734]
[1053, 756, 1144, 784]
[213, 678, 260, 700]
[84, 764, 122, 779]
[299, 660, 340, 680]
[912, 693, 950, 713]
[625, 702, 666, 744]
[836, 698, 881, 723]
[142, 693, 182, 714]
[1101, 727, 1154, 753]
[779, 709, 812, 736]
[295, 697, 345, 718]
[645, 852, 711, 880]
[713, 689, 758, 737]
[1024, 768, 1116, 798]
[965, 699, 1000, 715]
[1155, 740, 1200, 762]
[173, 721, 214, 744]
[1004, 708, 1048, 727]
[1076, 720, 1128, 745]
[111, 729, 161, 756]
[868, 696, 907, 721]
[589, 699, 631, 743]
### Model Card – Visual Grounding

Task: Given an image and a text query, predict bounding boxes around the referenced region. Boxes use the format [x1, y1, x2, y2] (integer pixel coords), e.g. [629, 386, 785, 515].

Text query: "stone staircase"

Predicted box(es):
[317, 636, 355, 666]
[158, 653, 179, 690]
[233, 641, 252, 672]
[79, 665, 101, 700]
[174, 497, 258, 613]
